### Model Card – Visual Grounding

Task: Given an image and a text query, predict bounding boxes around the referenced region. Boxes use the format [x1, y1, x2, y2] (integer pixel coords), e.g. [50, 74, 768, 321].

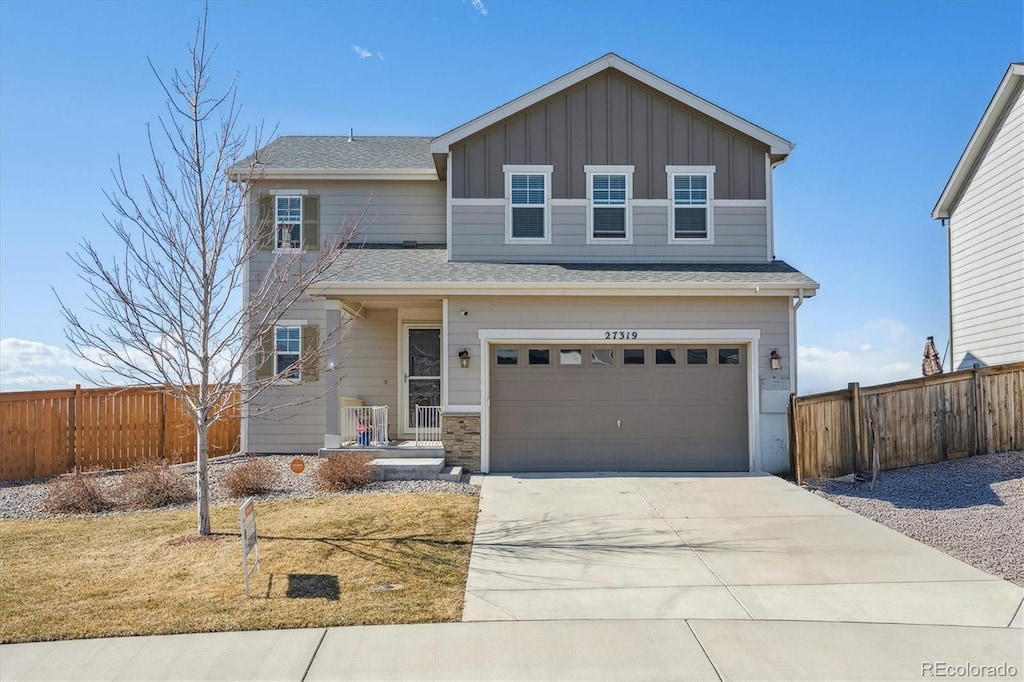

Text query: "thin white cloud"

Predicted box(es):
[377, 52, 384, 60]
[0, 338, 95, 391]
[798, 318, 923, 395]
[352, 46, 373, 59]
[470, 0, 488, 15]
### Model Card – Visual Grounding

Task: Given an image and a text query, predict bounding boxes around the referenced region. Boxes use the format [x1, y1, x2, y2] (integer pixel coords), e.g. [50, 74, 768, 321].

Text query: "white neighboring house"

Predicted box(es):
[232, 54, 820, 475]
[933, 63, 1024, 371]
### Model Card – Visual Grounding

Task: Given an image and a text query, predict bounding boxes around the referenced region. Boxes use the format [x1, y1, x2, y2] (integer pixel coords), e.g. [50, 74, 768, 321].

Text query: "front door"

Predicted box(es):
[403, 326, 442, 434]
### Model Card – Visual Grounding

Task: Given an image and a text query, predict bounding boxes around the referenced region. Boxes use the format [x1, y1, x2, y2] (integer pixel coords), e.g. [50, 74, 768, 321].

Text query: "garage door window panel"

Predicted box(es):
[590, 347, 615, 367]
[495, 348, 519, 366]
[718, 347, 743, 366]
[528, 348, 550, 366]
[655, 348, 677, 365]
[686, 348, 709, 365]
[559, 348, 583, 366]
[623, 348, 646, 365]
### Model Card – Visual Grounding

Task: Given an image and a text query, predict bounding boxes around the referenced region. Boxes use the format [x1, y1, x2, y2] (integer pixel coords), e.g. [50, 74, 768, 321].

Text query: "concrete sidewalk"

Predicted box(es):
[3, 619, 1022, 681]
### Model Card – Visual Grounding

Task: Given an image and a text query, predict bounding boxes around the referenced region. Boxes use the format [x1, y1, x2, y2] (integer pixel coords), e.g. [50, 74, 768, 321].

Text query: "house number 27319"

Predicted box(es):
[604, 331, 639, 340]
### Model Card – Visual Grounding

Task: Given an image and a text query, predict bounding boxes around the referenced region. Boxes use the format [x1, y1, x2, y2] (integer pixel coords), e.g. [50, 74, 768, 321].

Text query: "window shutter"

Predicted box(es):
[257, 327, 275, 380]
[303, 195, 320, 251]
[301, 324, 320, 382]
[257, 196, 275, 251]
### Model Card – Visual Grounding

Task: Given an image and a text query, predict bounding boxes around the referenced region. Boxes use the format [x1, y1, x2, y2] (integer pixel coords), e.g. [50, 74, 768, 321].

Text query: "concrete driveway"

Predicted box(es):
[463, 473, 1024, 627]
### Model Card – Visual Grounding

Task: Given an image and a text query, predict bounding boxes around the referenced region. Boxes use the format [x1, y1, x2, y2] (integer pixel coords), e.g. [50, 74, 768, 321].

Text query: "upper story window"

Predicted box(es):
[275, 196, 303, 249]
[586, 165, 633, 243]
[667, 166, 715, 243]
[503, 165, 552, 243]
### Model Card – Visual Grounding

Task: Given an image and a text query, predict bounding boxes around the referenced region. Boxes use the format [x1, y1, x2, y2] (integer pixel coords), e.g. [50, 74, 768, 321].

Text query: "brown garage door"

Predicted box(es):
[489, 344, 748, 472]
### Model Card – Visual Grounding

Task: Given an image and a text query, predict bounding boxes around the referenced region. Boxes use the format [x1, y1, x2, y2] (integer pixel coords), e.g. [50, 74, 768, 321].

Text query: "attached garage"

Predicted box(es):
[487, 343, 749, 472]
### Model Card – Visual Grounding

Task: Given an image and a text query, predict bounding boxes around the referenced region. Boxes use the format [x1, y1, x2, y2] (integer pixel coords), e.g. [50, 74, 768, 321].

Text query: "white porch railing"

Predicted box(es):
[340, 406, 389, 446]
[414, 405, 442, 446]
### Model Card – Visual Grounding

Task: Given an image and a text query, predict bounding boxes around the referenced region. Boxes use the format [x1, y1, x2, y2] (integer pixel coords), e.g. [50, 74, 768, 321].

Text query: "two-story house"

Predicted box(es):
[933, 63, 1024, 371]
[238, 54, 818, 475]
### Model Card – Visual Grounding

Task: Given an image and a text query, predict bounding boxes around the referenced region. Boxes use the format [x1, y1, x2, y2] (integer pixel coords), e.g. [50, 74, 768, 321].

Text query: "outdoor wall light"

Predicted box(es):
[458, 349, 471, 368]
[770, 349, 782, 371]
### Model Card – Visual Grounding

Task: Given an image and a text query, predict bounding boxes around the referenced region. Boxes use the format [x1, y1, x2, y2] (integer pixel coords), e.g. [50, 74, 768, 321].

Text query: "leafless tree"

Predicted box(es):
[58, 8, 356, 535]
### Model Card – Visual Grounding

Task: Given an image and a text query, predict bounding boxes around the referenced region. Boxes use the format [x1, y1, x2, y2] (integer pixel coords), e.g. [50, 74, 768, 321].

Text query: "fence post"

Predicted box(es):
[971, 364, 983, 456]
[159, 391, 167, 462]
[70, 384, 82, 473]
[849, 382, 862, 474]
[789, 393, 803, 486]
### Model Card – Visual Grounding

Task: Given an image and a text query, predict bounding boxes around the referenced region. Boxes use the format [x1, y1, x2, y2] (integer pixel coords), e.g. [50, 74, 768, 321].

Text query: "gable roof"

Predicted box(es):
[430, 53, 795, 162]
[230, 136, 436, 180]
[932, 63, 1024, 220]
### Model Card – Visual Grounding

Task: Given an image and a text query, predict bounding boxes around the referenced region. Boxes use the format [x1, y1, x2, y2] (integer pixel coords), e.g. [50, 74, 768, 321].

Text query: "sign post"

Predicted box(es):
[239, 497, 259, 597]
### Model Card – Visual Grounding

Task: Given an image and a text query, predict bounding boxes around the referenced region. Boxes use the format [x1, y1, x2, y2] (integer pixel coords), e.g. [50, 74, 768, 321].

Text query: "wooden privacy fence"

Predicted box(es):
[790, 362, 1024, 484]
[0, 385, 241, 481]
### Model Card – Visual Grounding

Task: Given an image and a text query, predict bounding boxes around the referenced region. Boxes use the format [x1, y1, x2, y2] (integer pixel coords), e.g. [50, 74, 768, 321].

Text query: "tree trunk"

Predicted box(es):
[196, 419, 211, 536]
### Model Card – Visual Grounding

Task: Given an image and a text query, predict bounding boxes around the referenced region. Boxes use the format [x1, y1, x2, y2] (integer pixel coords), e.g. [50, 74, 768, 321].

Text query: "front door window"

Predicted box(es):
[406, 327, 441, 430]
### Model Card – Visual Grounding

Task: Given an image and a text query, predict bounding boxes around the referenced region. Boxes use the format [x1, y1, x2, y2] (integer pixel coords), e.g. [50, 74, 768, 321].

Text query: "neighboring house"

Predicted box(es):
[933, 63, 1024, 371]
[235, 54, 819, 474]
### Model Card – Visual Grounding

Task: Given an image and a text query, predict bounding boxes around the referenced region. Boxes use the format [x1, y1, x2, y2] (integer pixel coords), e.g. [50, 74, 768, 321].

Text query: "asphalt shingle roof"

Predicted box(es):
[327, 246, 819, 287]
[242, 136, 434, 170]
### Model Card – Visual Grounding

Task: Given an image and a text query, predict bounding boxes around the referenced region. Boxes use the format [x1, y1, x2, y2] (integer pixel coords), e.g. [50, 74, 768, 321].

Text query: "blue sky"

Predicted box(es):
[0, 0, 1021, 393]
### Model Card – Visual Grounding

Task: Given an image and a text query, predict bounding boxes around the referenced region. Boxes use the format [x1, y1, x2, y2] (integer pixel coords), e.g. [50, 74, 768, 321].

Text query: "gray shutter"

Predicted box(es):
[301, 325, 320, 382]
[257, 196, 275, 250]
[303, 196, 320, 251]
[257, 327, 274, 379]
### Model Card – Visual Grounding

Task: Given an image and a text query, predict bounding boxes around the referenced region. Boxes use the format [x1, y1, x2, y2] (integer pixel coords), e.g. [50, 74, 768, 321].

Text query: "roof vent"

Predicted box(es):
[402, 240, 418, 249]
[348, 128, 354, 142]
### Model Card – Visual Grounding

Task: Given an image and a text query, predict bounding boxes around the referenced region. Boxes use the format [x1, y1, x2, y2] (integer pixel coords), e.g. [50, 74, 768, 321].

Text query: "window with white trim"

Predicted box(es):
[510, 174, 546, 239]
[275, 196, 302, 249]
[667, 167, 714, 241]
[587, 166, 633, 241]
[275, 325, 301, 379]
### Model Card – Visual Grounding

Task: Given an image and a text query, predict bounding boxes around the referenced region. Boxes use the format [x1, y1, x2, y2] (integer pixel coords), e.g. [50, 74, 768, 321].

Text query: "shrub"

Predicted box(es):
[223, 458, 278, 498]
[43, 473, 112, 514]
[316, 454, 374, 492]
[119, 462, 194, 509]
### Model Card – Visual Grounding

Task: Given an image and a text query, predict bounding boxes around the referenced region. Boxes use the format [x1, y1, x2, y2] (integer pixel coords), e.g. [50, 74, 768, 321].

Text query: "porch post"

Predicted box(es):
[323, 300, 342, 448]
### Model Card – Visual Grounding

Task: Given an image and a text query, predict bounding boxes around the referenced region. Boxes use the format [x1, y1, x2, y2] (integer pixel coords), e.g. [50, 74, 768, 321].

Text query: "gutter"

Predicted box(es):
[227, 168, 440, 182]
[308, 281, 819, 298]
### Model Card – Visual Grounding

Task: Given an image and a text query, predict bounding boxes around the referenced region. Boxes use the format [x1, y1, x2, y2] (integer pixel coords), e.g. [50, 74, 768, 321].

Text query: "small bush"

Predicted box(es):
[119, 462, 194, 509]
[223, 458, 279, 498]
[316, 454, 374, 492]
[44, 473, 112, 514]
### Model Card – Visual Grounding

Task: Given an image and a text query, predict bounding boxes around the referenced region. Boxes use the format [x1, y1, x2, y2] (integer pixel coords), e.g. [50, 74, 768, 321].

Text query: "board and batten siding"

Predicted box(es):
[949, 81, 1024, 370]
[250, 180, 446, 245]
[450, 70, 768, 201]
[451, 204, 767, 262]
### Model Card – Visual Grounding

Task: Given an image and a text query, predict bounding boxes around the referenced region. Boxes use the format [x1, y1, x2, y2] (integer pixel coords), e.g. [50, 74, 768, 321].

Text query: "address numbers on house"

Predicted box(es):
[604, 331, 639, 340]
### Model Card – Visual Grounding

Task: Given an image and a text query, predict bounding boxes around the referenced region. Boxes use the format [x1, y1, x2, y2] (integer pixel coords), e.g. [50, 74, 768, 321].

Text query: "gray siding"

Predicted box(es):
[252, 179, 445, 245]
[451, 70, 768, 201]
[445, 295, 792, 473]
[949, 83, 1024, 370]
[336, 308, 400, 438]
[451, 204, 767, 262]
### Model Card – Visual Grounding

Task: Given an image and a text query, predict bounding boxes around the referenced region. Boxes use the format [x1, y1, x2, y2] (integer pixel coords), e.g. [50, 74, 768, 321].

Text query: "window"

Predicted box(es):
[559, 348, 583, 366]
[505, 165, 552, 242]
[495, 348, 519, 365]
[623, 348, 645, 365]
[528, 348, 550, 365]
[718, 348, 741, 365]
[667, 166, 714, 242]
[275, 196, 302, 249]
[587, 166, 633, 241]
[655, 348, 677, 365]
[686, 348, 708, 365]
[275, 325, 301, 379]
[591, 348, 614, 366]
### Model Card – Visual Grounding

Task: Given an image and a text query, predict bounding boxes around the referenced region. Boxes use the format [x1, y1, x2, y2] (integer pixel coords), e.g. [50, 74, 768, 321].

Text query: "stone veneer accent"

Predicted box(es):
[441, 413, 481, 471]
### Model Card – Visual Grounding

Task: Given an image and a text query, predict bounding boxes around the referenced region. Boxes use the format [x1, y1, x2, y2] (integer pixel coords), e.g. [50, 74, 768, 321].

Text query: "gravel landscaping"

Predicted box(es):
[804, 450, 1024, 587]
[0, 454, 478, 521]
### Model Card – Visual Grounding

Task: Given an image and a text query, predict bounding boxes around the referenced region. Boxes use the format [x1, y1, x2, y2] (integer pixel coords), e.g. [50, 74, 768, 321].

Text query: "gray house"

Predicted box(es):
[240, 54, 818, 474]
[933, 63, 1024, 371]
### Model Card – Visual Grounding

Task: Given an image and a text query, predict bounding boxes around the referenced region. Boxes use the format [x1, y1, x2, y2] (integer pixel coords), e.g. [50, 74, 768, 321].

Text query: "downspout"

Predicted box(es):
[790, 288, 805, 396]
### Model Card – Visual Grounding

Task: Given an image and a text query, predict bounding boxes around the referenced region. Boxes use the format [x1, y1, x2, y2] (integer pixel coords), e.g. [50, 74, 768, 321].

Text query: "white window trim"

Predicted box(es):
[666, 165, 715, 245]
[273, 194, 305, 253]
[274, 323, 303, 382]
[503, 164, 553, 244]
[585, 165, 634, 244]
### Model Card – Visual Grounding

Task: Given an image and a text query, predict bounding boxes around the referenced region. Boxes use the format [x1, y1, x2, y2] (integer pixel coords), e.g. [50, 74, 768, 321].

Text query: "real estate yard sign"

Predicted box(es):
[239, 497, 259, 597]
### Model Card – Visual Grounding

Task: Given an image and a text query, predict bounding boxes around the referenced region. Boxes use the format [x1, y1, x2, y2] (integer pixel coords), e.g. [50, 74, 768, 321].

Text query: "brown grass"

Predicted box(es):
[315, 454, 374, 491]
[43, 473, 112, 514]
[0, 493, 478, 643]
[223, 458, 279, 498]
[118, 462, 194, 509]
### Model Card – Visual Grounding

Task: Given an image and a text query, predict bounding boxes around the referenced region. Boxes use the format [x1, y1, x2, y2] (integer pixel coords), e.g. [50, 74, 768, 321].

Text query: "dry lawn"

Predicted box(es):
[0, 493, 478, 643]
